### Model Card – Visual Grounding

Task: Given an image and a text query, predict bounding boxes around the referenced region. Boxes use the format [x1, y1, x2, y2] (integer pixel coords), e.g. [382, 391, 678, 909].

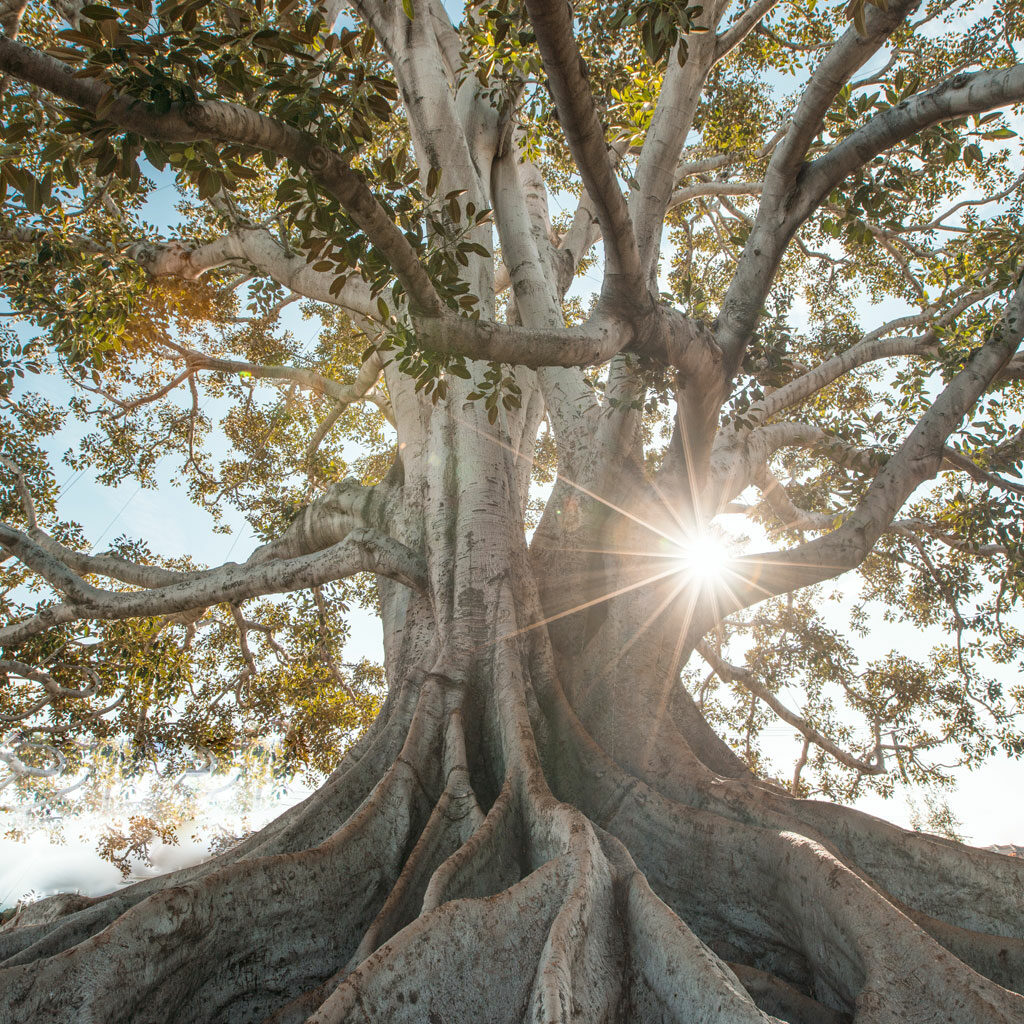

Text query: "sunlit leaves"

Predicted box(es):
[843, 0, 890, 37]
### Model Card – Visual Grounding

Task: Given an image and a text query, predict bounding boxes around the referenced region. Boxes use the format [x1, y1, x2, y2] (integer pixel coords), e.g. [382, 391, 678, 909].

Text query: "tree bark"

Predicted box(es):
[2, 404, 1022, 1023]
[2, 4, 1024, 1020]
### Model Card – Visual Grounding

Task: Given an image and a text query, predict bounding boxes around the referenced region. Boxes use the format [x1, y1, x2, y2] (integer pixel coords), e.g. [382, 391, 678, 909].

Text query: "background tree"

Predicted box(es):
[1, 0, 1023, 1020]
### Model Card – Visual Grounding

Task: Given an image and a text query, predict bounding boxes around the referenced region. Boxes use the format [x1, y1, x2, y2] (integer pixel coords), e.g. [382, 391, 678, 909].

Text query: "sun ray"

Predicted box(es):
[571, 574, 692, 707]
[642, 586, 701, 767]
[478, 563, 686, 653]
[451, 410, 688, 548]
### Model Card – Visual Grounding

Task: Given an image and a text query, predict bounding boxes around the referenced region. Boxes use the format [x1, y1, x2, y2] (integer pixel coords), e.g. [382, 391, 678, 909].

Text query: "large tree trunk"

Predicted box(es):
[2, 391, 1023, 1024]
[2, 4, 1024, 1018]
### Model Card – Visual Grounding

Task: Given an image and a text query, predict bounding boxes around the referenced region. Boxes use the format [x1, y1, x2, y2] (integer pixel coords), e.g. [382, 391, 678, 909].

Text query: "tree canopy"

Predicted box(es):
[2, 0, 1022, 834]
[2, 1, 1024, 1021]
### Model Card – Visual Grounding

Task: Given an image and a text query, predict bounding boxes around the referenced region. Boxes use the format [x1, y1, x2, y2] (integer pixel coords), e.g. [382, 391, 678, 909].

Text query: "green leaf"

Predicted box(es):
[80, 3, 119, 19]
[197, 167, 220, 199]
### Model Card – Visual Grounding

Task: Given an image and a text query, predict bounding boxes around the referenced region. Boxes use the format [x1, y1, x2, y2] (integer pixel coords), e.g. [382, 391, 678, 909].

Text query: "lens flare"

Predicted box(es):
[674, 532, 732, 586]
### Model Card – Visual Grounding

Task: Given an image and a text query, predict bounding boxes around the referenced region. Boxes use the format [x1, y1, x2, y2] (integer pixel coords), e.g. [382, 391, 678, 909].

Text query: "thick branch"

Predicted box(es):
[707, 420, 881, 512]
[21, 529, 186, 589]
[132, 228, 376, 318]
[715, 0, 921, 369]
[0, 528, 426, 648]
[0, 660, 98, 699]
[756, 334, 934, 423]
[804, 64, 1024, 219]
[997, 351, 1024, 383]
[0, 522, 103, 604]
[0, 38, 667, 371]
[756, 469, 837, 533]
[348, 0, 476, 196]
[631, 11, 723, 274]
[0, 456, 37, 530]
[247, 478, 383, 563]
[524, 0, 644, 296]
[768, 0, 918, 183]
[412, 307, 634, 369]
[715, 0, 782, 58]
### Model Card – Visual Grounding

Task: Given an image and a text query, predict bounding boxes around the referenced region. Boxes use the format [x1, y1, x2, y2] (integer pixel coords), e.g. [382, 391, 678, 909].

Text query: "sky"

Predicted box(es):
[2, 2, 1024, 910]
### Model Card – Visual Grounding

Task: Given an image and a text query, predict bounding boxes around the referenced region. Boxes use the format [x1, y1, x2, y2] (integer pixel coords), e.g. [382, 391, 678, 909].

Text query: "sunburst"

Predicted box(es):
[671, 529, 734, 589]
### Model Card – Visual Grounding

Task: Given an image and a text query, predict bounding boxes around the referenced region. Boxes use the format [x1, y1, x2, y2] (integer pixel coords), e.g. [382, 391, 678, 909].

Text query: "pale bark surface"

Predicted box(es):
[1, 1, 1024, 1021]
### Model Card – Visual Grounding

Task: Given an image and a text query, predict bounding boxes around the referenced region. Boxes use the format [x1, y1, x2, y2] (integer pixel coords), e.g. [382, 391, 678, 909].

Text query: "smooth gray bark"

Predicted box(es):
[1, 1, 1024, 1020]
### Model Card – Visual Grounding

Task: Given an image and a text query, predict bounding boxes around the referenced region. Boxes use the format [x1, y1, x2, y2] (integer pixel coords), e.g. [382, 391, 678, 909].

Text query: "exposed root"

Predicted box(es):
[3, 604, 1022, 1024]
[727, 963, 850, 1024]
[537, 645, 1024, 1019]
[522, 798, 622, 1023]
[420, 777, 521, 908]
[553, 629, 1024, 965]
[564, 596, 1024, 948]
[905, 908, 1024, 992]
[604, 782, 1024, 1022]
[776, 796, 1024, 939]
[262, 707, 484, 1024]
[351, 707, 484, 960]
[0, 678, 448, 1024]
[304, 859, 571, 1024]
[610, 840, 777, 1023]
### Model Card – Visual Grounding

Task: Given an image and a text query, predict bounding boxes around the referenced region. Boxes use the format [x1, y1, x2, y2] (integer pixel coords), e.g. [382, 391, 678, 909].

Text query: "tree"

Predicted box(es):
[0, 0, 1023, 1019]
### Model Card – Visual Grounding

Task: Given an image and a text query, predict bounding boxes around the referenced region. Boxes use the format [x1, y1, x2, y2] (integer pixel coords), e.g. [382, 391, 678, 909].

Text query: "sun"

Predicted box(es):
[673, 531, 733, 587]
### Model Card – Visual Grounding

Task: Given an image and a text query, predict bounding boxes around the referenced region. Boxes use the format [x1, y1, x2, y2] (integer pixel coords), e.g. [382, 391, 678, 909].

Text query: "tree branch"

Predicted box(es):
[174, 346, 387, 414]
[132, 228, 377, 319]
[769, 0, 919, 183]
[755, 469, 837, 533]
[630, 7, 724, 275]
[708, 272, 1024, 620]
[696, 640, 884, 775]
[803, 64, 1024, 220]
[0, 659, 98, 699]
[892, 518, 1012, 558]
[0, 522, 104, 604]
[0, 456, 37, 531]
[0, 528, 426, 648]
[714, 0, 921, 369]
[18, 528, 187, 590]
[0, 32, 651, 373]
[524, 0, 644, 298]
[347, 0, 474, 189]
[940, 446, 1024, 498]
[756, 334, 936, 424]
[707, 420, 882, 512]
[715, 0, 782, 59]
[0, 35, 443, 315]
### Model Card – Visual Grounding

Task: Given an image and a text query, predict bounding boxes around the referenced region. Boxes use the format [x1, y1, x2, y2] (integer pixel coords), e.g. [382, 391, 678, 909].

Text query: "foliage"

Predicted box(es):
[0, 0, 1022, 859]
